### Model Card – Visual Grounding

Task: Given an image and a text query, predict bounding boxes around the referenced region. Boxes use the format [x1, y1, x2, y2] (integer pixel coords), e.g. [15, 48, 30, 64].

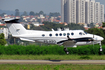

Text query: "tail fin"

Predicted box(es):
[3, 18, 27, 36]
[8, 23, 27, 35]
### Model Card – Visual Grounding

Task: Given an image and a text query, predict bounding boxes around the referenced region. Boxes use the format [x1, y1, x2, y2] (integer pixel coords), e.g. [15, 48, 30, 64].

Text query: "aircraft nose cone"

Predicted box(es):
[100, 37, 104, 41]
[93, 35, 104, 41]
[97, 36, 104, 41]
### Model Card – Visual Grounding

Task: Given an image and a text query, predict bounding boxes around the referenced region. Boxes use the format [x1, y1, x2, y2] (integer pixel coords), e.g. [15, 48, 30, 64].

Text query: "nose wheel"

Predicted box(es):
[64, 48, 69, 55]
[99, 42, 103, 52]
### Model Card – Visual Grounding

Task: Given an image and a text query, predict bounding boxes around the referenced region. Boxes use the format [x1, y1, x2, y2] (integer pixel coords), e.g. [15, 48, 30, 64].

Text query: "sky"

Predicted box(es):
[0, 0, 105, 14]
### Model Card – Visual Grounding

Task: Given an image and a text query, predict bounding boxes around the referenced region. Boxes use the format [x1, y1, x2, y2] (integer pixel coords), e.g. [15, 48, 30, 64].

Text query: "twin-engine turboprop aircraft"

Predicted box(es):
[4, 18, 104, 54]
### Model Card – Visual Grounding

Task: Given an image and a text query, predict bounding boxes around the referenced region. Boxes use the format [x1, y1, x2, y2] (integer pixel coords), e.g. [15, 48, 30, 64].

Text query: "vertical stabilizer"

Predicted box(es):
[3, 18, 27, 36]
[8, 23, 27, 35]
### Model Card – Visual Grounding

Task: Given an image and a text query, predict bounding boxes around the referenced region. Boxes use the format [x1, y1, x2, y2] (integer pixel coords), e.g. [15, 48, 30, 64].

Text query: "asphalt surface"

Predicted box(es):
[1, 60, 105, 64]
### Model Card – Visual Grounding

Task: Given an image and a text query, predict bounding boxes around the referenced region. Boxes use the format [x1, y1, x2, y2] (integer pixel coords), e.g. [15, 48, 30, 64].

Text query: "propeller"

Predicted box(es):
[67, 36, 71, 40]
[99, 42, 103, 52]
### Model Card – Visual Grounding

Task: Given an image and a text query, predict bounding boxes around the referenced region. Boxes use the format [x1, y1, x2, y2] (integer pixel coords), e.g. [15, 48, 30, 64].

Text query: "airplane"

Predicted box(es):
[3, 18, 104, 54]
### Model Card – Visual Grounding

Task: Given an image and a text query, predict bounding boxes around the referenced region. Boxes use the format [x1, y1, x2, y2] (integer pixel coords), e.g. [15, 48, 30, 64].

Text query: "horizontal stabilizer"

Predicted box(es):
[3, 18, 19, 23]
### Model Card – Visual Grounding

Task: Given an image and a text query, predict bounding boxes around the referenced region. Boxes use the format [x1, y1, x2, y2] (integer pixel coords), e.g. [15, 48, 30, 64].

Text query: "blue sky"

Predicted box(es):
[0, 0, 105, 14]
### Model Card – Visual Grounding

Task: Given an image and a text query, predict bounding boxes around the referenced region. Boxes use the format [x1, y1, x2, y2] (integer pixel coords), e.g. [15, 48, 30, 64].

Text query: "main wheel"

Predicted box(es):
[64, 48, 69, 54]
[66, 51, 69, 55]
[100, 48, 103, 52]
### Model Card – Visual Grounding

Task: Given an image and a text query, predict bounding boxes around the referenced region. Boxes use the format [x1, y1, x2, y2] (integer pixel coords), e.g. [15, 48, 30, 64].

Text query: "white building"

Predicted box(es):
[61, 0, 76, 24]
[89, 0, 95, 24]
[0, 28, 8, 39]
[61, 0, 104, 24]
[69, 0, 76, 24]
[100, 4, 104, 23]
[76, 0, 85, 24]
[94, 2, 101, 23]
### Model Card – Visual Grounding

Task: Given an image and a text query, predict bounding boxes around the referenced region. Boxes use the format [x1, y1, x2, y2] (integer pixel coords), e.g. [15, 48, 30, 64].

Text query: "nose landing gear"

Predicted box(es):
[99, 42, 103, 52]
[64, 48, 69, 55]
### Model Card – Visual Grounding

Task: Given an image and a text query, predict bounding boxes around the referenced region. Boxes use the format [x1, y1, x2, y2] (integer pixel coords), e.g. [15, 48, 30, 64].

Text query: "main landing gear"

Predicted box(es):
[64, 48, 69, 55]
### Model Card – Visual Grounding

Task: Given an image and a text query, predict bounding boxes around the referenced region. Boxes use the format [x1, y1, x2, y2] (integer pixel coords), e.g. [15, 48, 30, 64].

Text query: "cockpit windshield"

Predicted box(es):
[79, 31, 87, 35]
[84, 32, 87, 34]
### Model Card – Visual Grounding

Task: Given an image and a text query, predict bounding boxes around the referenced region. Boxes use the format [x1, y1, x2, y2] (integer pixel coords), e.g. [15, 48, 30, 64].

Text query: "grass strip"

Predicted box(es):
[0, 55, 105, 60]
[0, 64, 105, 70]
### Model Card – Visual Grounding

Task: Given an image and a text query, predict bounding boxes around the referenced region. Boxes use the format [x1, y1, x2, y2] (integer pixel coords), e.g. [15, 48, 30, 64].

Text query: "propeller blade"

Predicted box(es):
[67, 36, 71, 40]
[93, 34, 94, 38]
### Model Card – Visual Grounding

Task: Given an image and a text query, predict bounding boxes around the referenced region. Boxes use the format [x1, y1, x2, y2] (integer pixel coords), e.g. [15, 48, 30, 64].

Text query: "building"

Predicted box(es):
[61, 0, 76, 24]
[100, 4, 104, 23]
[89, 0, 95, 24]
[0, 28, 8, 39]
[94, 2, 101, 23]
[61, 0, 104, 24]
[85, 0, 90, 24]
[76, 0, 85, 24]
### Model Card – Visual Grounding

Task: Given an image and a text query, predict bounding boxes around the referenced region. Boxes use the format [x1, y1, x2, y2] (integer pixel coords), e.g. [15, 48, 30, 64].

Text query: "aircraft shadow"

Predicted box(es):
[49, 60, 61, 62]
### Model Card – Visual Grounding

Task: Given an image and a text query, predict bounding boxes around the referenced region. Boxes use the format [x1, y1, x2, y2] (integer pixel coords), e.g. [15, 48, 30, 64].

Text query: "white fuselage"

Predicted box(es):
[13, 29, 104, 47]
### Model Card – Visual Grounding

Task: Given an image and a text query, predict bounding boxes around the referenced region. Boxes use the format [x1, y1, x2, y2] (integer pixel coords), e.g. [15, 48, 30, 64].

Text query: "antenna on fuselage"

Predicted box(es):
[60, 27, 64, 31]
[51, 29, 54, 31]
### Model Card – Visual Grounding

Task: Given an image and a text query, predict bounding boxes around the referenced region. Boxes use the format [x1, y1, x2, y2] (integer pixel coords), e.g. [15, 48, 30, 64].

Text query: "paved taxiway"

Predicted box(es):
[1, 60, 105, 64]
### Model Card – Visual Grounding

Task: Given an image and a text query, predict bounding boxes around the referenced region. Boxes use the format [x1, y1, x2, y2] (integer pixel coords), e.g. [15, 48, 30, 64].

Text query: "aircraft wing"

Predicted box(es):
[20, 38, 35, 42]
[57, 40, 76, 47]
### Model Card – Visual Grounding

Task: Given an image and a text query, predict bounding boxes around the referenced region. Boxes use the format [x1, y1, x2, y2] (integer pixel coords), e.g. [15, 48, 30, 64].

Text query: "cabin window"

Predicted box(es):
[55, 33, 58, 36]
[71, 32, 74, 35]
[59, 33, 62, 36]
[79, 32, 82, 35]
[67, 33, 70, 36]
[63, 33, 66, 36]
[49, 34, 52, 37]
[42, 34, 45, 37]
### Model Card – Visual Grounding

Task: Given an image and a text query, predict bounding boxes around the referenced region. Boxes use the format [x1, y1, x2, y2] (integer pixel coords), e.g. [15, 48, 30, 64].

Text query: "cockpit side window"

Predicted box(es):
[79, 32, 82, 35]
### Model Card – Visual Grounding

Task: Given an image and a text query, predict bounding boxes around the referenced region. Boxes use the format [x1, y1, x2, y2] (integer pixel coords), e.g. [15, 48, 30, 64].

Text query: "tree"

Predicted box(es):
[15, 9, 20, 16]
[90, 23, 95, 28]
[0, 13, 6, 17]
[39, 11, 44, 15]
[0, 33, 6, 45]
[41, 21, 85, 31]
[29, 11, 35, 16]
[102, 22, 105, 27]
[22, 11, 28, 16]
[49, 12, 60, 18]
